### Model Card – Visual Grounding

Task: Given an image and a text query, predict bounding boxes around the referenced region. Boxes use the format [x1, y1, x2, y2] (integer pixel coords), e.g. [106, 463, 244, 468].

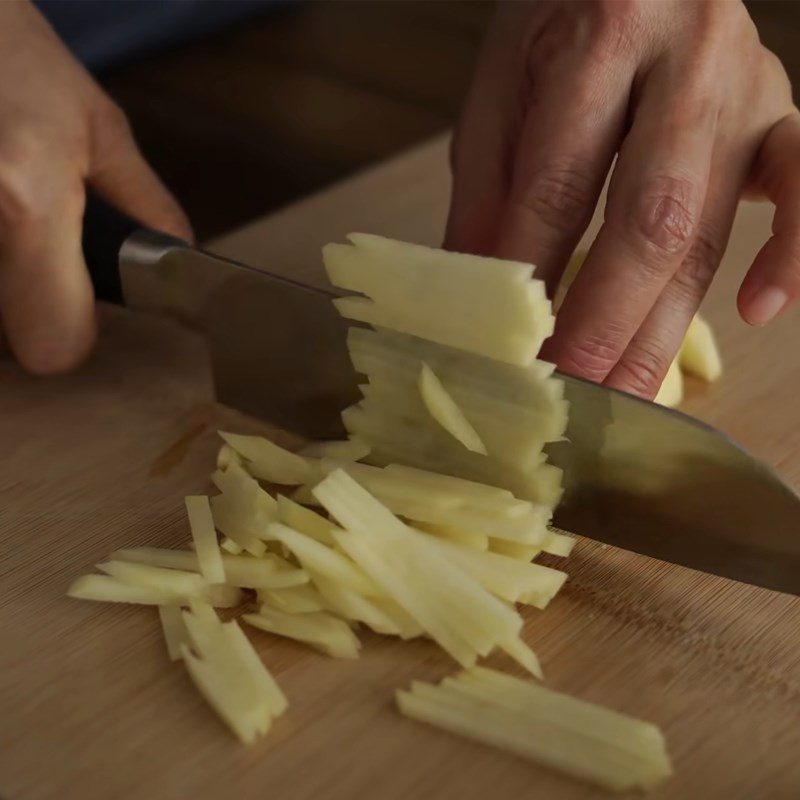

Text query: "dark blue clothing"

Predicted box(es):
[36, 0, 279, 72]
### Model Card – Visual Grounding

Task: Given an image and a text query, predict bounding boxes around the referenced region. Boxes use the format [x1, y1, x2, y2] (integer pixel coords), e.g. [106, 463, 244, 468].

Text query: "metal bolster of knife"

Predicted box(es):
[120, 230, 211, 329]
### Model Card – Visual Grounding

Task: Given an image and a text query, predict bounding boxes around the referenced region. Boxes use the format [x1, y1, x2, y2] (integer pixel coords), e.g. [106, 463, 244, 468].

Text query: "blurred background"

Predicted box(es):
[71, 0, 800, 240]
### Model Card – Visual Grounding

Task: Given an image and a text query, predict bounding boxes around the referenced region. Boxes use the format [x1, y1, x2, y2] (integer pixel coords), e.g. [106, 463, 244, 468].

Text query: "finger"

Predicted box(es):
[540, 73, 716, 383]
[605, 157, 743, 397]
[0, 170, 96, 374]
[444, 6, 529, 256]
[87, 99, 193, 241]
[493, 43, 633, 292]
[738, 112, 800, 325]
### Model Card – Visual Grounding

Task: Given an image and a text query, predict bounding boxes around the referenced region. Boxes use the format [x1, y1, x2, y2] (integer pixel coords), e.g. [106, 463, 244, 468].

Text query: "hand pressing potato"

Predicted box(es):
[447, 0, 798, 398]
[0, 1, 190, 374]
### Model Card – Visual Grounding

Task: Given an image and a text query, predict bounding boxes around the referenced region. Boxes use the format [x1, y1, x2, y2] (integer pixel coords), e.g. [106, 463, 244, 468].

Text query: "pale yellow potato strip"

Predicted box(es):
[184, 495, 225, 584]
[243, 607, 360, 659]
[276, 494, 338, 547]
[418, 363, 487, 455]
[158, 604, 188, 661]
[266, 522, 380, 596]
[397, 668, 672, 793]
[97, 560, 207, 597]
[111, 546, 294, 590]
[299, 437, 371, 461]
[219, 432, 315, 485]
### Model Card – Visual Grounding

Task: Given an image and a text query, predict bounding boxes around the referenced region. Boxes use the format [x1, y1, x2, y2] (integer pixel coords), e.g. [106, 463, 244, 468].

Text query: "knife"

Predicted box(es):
[83, 198, 800, 595]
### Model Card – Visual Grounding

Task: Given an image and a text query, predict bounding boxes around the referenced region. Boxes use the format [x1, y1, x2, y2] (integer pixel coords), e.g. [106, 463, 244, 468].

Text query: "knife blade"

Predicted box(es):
[86, 212, 800, 595]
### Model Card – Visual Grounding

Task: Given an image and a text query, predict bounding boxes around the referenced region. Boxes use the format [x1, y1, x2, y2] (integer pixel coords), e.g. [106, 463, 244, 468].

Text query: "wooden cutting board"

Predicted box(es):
[2, 137, 799, 800]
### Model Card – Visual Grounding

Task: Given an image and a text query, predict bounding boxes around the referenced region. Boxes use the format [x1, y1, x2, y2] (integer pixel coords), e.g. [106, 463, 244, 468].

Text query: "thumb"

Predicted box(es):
[87, 99, 193, 242]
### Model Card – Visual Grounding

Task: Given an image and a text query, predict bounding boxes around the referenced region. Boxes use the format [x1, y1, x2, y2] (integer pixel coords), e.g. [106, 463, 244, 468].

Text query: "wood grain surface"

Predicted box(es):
[2, 137, 799, 800]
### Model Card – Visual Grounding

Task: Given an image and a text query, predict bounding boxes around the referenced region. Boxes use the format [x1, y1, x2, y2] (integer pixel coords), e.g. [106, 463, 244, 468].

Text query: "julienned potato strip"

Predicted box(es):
[66, 235, 676, 792]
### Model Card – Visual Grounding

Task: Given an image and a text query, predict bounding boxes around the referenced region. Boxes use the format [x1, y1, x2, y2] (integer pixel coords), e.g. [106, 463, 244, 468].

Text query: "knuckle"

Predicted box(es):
[558, 331, 624, 382]
[511, 157, 597, 234]
[612, 345, 672, 398]
[622, 175, 700, 256]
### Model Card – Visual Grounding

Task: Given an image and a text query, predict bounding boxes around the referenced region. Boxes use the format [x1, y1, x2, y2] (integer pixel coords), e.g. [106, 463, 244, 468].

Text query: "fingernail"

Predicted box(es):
[745, 286, 788, 326]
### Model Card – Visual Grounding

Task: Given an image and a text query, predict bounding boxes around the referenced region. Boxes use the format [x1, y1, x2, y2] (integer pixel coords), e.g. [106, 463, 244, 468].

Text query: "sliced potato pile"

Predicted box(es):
[67, 234, 672, 792]
[67, 438, 564, 740]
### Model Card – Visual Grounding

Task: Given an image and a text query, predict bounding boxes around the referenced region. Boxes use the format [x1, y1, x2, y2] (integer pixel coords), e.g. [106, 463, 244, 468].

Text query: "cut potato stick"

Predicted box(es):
[260, 584, 327, 614]
[501, 635, 544, 680]
[299, 437, 371, 461]
[97, 560, 207, 597]
[67, 574, 242, 608]
[397, 669, 672, 793]
[348, 327, 565, 421]
[315, 470, 525, 665]
[220, 618, 288, 717]
[410, 531, 566, 609]
[68, 575, 181, 606]
[219, 432, 315, 485]
[181, 603, 285, 742]
[455, 668, 671, 789]
[290, 484, 320, 506]
[243, 607, 360, 659]
[315, 460, 549, 544]
[276, 494, 338, 547]
[216, 443, 242, 470]
[334, 529, 476, 666]
[344, 403, 564, 508]
[221, 537, 243, 555]
[185, 495, 225, 584]
[266, 522, 380, 597]
[488, 539, 542, 562]
[541, 528, 576, 558]
[418, 363, 487, 454]
[212, 460, 278, 516]
[318, 460, 461, 511]
[414, 521, 489, 551]
[182, 647, 257, 742]
[209, 494, 267, 557]
[110, 547, 305, 590]
[312, 575, 402, 636]
[159, 604, 188, 661]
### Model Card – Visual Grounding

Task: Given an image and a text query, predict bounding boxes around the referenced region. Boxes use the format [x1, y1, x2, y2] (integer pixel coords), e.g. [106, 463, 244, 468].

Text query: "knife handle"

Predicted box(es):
[81, 194, 143, 305]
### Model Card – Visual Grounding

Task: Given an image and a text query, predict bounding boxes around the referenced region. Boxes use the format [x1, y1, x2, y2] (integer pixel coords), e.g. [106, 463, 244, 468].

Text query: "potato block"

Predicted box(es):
[679, 315, 722, 381]
[654, 358, 683, 408]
